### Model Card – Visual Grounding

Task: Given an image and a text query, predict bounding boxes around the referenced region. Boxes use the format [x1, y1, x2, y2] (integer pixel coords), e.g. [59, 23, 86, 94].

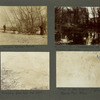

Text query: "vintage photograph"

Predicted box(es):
[0, 6, 47, 45]
[1, 52, 49, 90]
[55, 7, 100, 45]
[56, 51, 100, 87]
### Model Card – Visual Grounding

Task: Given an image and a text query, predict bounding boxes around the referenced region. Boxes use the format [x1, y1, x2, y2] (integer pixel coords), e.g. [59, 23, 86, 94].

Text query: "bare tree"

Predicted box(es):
[7, 6, 47, 35]
[91, 7, 97, 24]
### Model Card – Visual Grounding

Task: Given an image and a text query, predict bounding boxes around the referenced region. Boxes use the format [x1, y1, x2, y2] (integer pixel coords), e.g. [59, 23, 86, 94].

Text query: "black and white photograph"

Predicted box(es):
[55, 7, 100, 45]
[0, 6, 47, 45]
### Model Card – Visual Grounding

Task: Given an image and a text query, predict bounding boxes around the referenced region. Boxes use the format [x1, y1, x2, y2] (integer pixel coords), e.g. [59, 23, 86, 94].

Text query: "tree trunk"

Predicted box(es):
[40, 25, 44, 35]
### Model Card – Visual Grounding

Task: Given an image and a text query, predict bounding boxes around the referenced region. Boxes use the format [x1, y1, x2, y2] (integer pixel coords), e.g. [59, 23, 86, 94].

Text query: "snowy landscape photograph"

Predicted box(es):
[1, 52, 49, 90]
[0, 6, 47, 45]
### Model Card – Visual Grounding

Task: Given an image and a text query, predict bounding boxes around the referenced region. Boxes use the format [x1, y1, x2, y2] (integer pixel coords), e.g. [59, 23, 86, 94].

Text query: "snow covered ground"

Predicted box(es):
[0, 31, 47, 45]
[57, 51, 100, 87]
[1, 52, 49, 90]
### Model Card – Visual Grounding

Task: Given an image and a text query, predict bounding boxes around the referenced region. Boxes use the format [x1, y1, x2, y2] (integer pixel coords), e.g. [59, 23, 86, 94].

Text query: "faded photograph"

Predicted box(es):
[57, 51, 100, 87]
[1, 52, 49, 90]
[0, 6, 47, 45]
[55, 7, 100, 45]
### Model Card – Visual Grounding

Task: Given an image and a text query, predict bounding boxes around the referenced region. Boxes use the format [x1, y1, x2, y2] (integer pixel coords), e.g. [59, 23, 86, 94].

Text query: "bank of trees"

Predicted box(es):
[55, 7, 100, 32]
[55, 7, 100, 44]
[6, 6, 47, 35]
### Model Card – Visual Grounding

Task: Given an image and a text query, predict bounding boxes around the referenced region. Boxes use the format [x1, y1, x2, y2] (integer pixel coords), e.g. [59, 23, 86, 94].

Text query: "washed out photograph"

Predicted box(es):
[1, 52, 49, 90]
[57, 51, 100, 87]
[0, 6, 47, 45]
[55, 7, 100, 45]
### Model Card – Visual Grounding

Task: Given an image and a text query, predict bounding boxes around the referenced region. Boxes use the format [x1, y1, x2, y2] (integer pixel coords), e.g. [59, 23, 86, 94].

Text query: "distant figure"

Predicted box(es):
[3, 25, 6, 33]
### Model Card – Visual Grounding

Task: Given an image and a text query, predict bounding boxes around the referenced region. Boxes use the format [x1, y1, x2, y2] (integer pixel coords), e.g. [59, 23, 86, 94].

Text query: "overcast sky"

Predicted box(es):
[0, 6, 47, 28]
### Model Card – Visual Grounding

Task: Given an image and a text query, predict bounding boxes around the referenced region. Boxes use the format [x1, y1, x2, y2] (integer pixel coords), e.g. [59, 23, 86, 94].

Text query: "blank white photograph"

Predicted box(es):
[57, 51, 100, 87]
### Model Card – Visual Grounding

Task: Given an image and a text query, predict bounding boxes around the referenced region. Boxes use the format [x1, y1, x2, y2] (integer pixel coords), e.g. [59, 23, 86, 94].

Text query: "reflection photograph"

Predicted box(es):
[55, 7, 100, 45]
[1, 52, 49, 90]
[0, 6, 47, 45]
